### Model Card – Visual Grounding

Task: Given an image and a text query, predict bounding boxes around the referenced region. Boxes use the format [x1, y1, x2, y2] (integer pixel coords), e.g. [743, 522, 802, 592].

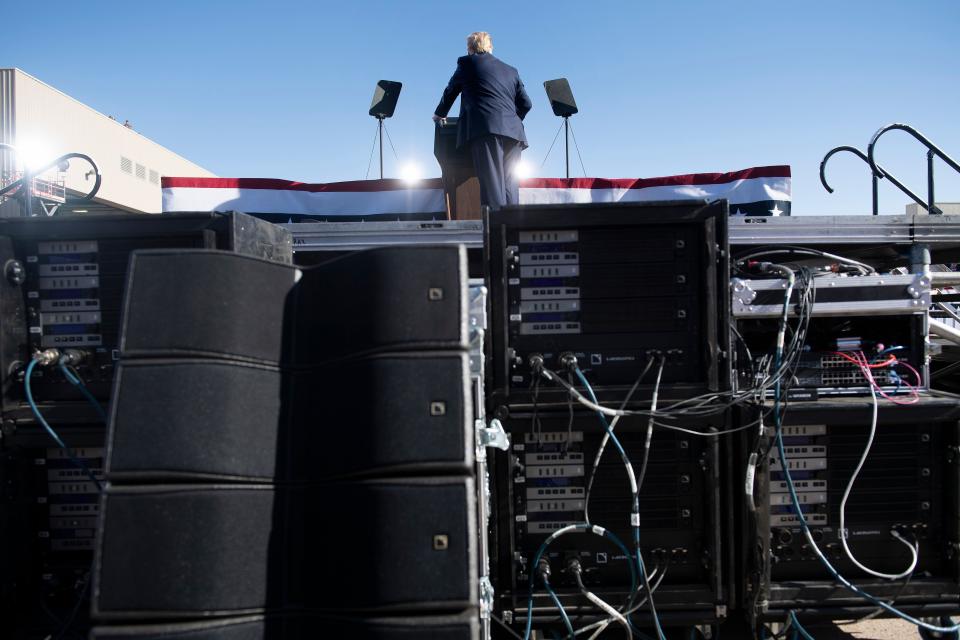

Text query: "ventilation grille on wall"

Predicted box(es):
[135, 164, 146, 180]
[149, 170, 159, 185]
[120, 157, 133, 174]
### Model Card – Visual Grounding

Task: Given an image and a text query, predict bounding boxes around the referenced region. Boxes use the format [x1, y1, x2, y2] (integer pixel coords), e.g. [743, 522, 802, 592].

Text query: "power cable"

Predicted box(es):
[24, 359, 102, 491]
[571, 564, 631, 640]
[636, 357, 665, 493]
[573, 368, 665, 640]
[542, 570, 575, 640]
[577, 564, 669, 638]
[774, 349, 960, 635]
[58, 361, 108, 423]
[583, 356, 654, 524]
[836, 353, 919, 579]
[788, 612, 815, 640]
[522, 524, 638, 640]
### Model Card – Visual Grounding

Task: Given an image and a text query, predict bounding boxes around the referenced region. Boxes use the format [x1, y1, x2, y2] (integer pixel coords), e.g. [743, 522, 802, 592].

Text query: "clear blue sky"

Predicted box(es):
[3, 0, 959, 214]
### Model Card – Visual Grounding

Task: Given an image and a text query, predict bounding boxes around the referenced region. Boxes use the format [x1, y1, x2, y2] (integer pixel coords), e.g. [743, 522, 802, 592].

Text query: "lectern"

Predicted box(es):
[434, 118, 481, 220]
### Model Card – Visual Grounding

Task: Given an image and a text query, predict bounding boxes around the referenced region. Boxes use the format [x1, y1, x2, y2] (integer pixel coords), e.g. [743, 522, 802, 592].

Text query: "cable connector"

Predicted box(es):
[528, 353, 545, 374]
[536, 558, 551, 580]
[566, 558, 583, 576]
[559, 352, 578, 370]
[32, 349, 60, 367]
[58, 349, 89, 367]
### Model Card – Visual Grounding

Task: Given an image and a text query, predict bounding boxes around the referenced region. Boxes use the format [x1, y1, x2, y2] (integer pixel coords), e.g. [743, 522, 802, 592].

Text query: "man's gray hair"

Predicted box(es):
[467, 31, 493, 54]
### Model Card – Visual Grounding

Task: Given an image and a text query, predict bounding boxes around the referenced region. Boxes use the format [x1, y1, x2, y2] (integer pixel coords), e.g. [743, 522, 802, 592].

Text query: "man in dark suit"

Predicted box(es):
[433, 31, 532, 209]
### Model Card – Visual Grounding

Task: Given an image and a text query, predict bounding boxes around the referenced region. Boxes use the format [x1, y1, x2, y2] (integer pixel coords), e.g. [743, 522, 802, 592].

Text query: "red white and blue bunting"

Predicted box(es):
[161, 165, 790, 222]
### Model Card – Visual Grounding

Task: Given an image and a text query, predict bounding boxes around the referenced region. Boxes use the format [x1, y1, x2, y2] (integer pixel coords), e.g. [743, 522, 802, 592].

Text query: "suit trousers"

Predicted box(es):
[469, 134, 522, 210]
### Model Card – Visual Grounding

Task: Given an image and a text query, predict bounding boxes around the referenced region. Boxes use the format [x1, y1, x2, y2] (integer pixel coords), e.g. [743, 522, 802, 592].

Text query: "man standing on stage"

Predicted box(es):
[433, 31, 532, 209]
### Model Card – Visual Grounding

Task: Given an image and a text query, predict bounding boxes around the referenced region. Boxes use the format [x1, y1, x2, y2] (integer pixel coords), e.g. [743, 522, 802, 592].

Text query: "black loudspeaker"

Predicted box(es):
[291, 246, 469, 362]
[120, 251, 294, 364]
[90, 612, 478, 639]
[369, 80, 403, 118]
[106, 359, 286, 482]
[94, 243, 477, 636]
[302, 478, 477, 612]
[120, 246, 469, 365]
[297, 352, 473, 479]
[106, 353, 473, 482]
[93, 485, 279, 617]
[93, 479, 476, 618]
[543, 78, 578, 117]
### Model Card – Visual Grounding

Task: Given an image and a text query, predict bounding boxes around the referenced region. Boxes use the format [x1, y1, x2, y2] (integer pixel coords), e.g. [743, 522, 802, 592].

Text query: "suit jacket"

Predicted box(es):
[435, 53, 532, 149]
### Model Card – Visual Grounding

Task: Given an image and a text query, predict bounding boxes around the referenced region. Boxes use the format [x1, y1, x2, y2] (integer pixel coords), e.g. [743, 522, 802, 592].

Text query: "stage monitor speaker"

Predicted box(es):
[106, 353, 473, 482]
[369, 80, 403, 118]
[543, 78, 578, 117]
[90, 612, 479, 639]
[93, 479, 477, 618]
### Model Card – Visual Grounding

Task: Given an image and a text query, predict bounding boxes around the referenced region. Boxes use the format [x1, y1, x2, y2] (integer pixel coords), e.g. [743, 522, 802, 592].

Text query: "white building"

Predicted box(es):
[0, 68, 214, 215]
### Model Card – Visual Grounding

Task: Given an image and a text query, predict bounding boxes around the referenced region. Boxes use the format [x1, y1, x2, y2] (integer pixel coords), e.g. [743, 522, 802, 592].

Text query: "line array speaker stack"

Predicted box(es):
[90, 246, 479, 638]
[0, 212, 292, 640]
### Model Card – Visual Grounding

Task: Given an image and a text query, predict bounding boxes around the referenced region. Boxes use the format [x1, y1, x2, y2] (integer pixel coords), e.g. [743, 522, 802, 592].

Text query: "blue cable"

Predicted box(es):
[58, 361, 108, 423]
[574, 367, 666, 640]
[543, 576, 575, 639]
[24, 359, 102, 491]
[573, 368, 628, 459]
[523, 524, 637, 640]
[767, 272, 959, 637]
[788, 612, 815, 640]
[767, 267, 960, 634]
[773, 377, 960, 634]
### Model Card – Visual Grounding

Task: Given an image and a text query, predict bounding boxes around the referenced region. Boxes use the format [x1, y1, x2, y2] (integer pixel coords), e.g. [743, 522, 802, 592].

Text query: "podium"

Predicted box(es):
[434, 118, 481, 220]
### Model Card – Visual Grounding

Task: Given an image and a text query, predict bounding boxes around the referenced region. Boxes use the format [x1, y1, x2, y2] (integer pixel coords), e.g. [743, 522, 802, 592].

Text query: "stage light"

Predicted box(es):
[513, 160, 534, 179]
[400, 162, 422, 184]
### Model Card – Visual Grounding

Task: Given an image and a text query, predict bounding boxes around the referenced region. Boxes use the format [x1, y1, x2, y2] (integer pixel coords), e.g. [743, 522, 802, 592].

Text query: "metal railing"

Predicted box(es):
[819, 145, 926, 216]
[0, 143, 101, 215]
[867, 123, 960, 215]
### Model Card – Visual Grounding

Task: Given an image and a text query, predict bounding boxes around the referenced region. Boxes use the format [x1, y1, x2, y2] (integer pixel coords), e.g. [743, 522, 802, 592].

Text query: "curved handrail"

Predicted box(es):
[868, 123, 960, 215]
[820, 144, 928, 216]
[820, 146, 869, 194]
[0, 151, 101, 204]
[50, 153, 102, 203]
